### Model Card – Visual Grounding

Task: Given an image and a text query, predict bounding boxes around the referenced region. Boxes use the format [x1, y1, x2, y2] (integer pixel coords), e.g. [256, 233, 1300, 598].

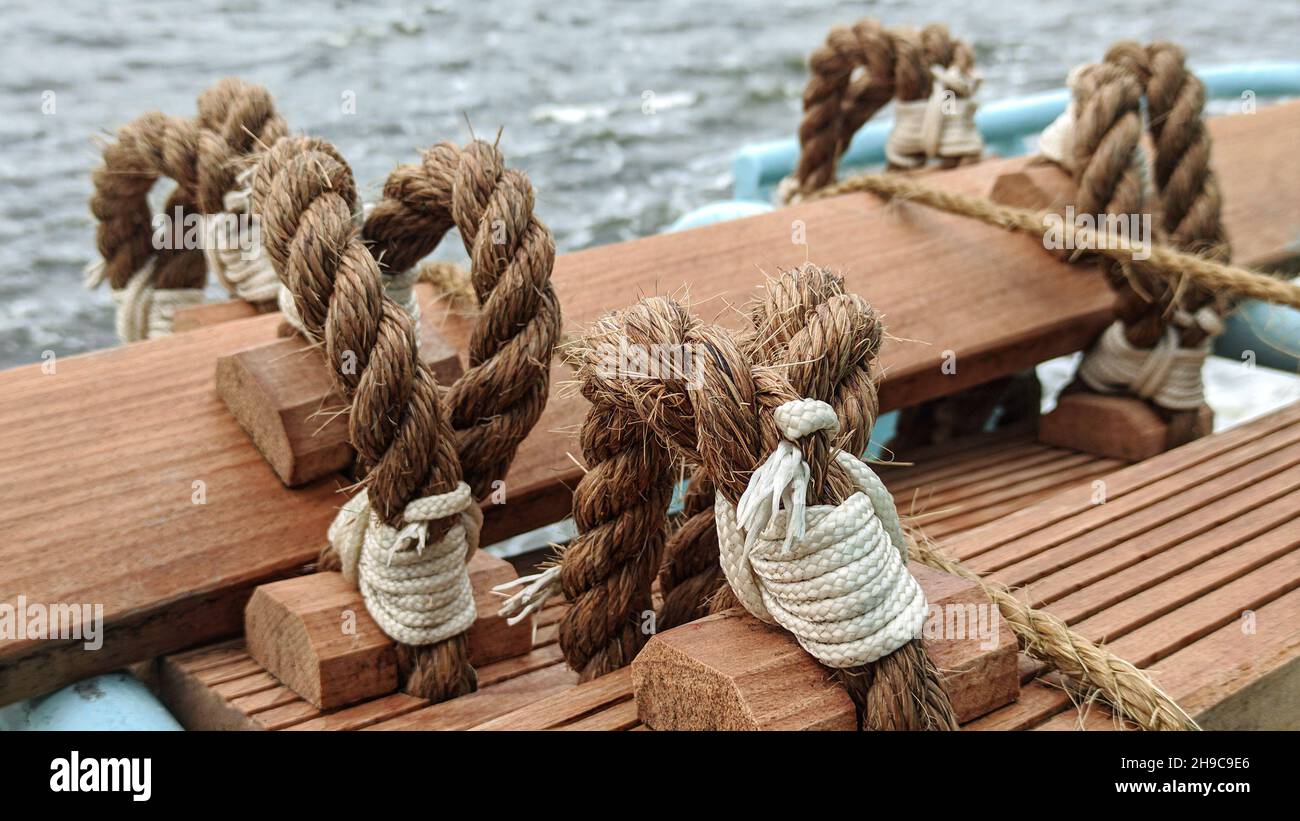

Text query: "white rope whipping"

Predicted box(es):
[716, 399, 927, 668]
[84, 258, 205, 343]
[203, 167, 281, 304]
[1077, 308, 1224, 410]
[329, 481, 482, 646]
[884, 64, 983, 169]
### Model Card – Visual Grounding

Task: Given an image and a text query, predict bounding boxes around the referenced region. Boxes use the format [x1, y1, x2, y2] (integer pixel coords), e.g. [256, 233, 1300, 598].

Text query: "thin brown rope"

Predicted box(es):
[249, 135, 476, 702]
[569, 282, 958, 730]
[910, 531, 1198, 730]
[363, 140, 561, 500]
[794, 19, 978, 195]
[803, 172, 1300, 310]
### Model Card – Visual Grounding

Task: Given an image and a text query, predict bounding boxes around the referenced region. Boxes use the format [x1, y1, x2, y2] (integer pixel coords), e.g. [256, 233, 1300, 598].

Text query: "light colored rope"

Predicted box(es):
[716, 399, 927, 668]
[1077, 308, 1224, 409]
[885, 64, 983, 169]
[203, 167, 280, 304]
[909, 532, 1199, 730]
[1037, 64, 1090, 171]
[804, 171, 1300, 310]
[85, 258, 205, 342]
[329, 481, 481, 647]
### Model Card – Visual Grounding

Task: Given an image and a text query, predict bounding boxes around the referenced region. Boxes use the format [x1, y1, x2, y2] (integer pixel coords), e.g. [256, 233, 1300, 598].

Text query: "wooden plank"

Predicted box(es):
[365, 662, 578, 730]
[471, 668, 634, 730]
[959, 411, 1300, 572]
[1028, 484, 1300, 617]
[216, 306, 463, 487]
[631, 563, 1019, 730]
[3, 105, 1295, 705]
[982, 438, 1300, 587]
[173, 300, 261, 332]
[243, 550, 535, 709]
[942, 401, 1300, 563]
[1038, 393, 1204, 462]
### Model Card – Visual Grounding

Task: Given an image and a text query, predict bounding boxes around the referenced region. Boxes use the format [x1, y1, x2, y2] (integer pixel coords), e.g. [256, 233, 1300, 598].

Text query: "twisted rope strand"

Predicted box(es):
[250, 136, 476, 702]
[910, 533, 1198, 730]
[364, 140, 561, 499]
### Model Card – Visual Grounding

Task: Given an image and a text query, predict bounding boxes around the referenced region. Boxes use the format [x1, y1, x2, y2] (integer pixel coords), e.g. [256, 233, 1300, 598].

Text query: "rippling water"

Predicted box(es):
[1, 0, 1296, 367]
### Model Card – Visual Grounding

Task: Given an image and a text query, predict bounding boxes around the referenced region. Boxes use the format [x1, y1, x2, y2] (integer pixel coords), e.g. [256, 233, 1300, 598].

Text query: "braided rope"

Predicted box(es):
[88, 112, 206, 340]
[563, 290, 957, 730]
[364, 140, 561, 499]
[249, 135, 476, 702]
[87, 79, 290, 339]
[717, 400, 926, 668]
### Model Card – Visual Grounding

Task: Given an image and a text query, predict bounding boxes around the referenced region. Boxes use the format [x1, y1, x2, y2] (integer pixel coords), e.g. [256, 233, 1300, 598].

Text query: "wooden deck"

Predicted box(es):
[156, 402, 1300, 729]
[149, 425, 1148, 730]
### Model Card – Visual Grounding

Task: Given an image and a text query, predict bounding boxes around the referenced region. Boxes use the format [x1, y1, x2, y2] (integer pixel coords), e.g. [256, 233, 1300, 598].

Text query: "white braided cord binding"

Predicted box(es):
[85, 258, 205, 343]
[885, 64, 983, 169]
[716, 398, 927, 668]
[329, 481, 482, 647]
[1077, 308, 1224, 410]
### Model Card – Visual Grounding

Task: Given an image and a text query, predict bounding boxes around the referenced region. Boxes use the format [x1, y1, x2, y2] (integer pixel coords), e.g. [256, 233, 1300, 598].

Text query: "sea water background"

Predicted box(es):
[1, 0, 1297, 367]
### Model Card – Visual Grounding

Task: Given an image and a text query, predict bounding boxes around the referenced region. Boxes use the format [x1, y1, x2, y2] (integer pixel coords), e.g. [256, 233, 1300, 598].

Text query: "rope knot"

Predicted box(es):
[329, 481, 482, 647]
[717, 398, 928, 668]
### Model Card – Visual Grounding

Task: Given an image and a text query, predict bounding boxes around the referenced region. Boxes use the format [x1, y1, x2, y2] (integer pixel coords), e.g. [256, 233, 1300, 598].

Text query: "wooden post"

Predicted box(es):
[244, 549, 535, 710]
[216, 286, 463, 487]
[631, 562, 1020, 730]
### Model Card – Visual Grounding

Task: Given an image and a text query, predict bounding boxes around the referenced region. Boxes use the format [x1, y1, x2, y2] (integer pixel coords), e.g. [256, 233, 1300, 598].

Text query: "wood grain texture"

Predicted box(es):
[1039, 393, 1213, 462]
[3, 104, 1296, 706]
[216, 314, 463, 487]
[630, 563, 1019, 730]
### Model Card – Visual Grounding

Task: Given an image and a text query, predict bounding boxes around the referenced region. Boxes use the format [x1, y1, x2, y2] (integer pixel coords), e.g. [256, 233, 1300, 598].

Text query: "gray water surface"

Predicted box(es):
[2, 0, 1296, 367]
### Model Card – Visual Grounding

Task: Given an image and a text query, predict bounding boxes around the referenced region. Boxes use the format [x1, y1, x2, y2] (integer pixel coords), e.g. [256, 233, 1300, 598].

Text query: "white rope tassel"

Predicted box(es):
[716, 398, 928, 668]
[885, 64, 983, 169]
[85, 258, 204, 343]
[329, 482, 482, 647]
[1077, 308, 1224, 410]
[493, 564, 562, 626]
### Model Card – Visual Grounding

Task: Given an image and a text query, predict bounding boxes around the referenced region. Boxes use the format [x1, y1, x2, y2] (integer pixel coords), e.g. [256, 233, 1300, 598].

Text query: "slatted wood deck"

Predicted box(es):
[152, 424, 1134, 730]
[157, 401, 1300, 729]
